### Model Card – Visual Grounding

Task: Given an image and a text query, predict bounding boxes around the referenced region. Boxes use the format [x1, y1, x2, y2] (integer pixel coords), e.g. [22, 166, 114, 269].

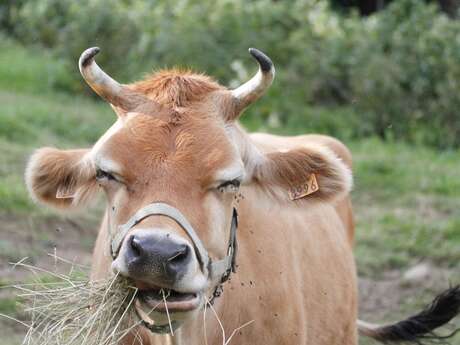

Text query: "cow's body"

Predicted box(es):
[26, 47, 460, 345]
[91, 132, 358, 345]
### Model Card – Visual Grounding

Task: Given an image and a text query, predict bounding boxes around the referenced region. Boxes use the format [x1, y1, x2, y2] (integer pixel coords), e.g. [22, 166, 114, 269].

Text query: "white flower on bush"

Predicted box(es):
[267, 112, 281, 129]
[307, 2, 341, 37]
[229, 59, 249, 89]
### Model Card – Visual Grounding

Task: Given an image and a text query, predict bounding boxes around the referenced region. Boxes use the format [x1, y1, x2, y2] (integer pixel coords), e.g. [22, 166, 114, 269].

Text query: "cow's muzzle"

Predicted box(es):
[126, 233, 192, 283]
[108, 202, 238, 334]
[112, 227, 206, 319]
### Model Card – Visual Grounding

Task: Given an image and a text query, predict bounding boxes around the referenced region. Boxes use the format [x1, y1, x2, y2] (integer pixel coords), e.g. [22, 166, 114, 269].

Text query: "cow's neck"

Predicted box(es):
[147, 328, 185, 345]
[166, 334, 182, 345]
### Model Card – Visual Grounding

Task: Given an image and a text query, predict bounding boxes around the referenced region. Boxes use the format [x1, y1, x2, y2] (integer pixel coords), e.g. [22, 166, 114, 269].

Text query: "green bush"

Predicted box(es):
[15, 0, 141, 92]
[283, 0, 460, 147]
[5, 0, 460, 147]
[0, 0, 25, 35]
[347, 0, 460, 148]
[278, 0, 460, 148]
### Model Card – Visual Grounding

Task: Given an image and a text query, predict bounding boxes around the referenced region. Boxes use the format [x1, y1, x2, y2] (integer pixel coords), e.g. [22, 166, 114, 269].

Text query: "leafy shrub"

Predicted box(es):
[0, 0, 25, 35]
[5, 0, 460, 147]
[346, 0, 460, 148]
[15, 0, 141, 92]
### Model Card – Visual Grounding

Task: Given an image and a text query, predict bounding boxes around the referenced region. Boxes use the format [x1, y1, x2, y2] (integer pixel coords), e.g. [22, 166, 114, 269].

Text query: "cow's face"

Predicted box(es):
[26, 48, 352, 327]
[26, 111, 244, 326]
[92, 108, 244, 314]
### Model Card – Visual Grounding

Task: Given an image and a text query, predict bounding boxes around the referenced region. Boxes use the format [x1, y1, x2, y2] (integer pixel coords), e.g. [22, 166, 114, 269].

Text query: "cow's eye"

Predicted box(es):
[217, 179, 241, 193]
[96, 168, 116, 181]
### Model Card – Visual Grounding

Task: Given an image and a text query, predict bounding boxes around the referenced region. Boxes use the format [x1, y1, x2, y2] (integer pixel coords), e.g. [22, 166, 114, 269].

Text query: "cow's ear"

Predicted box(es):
[251, 145, 352, 204]
[25, 148, 98, 209]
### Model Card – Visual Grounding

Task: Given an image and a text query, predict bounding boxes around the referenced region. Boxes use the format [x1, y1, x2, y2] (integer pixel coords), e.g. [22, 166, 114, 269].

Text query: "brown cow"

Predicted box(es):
[25, 47, 459, 345]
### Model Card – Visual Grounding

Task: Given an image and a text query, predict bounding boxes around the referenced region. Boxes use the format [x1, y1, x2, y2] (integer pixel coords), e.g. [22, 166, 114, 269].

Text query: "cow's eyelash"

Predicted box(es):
[217, 179, 241, 192]
[96, 168, 117, 181]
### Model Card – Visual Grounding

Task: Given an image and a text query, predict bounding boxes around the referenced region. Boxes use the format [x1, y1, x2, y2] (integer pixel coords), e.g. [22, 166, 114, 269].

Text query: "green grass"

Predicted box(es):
[350, 139, 460, 276]
[0, 297, 18, 315]
[0, 37, 72, 95]
[0, 38, 459, 344]
[0, 90, 113, 214]
[0, 91, 113, 146]
[0, 39, 113, 214]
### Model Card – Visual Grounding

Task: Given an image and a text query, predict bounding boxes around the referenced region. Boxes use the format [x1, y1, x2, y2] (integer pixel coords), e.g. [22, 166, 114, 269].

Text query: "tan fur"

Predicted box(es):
[25, 148, 97, 208]
[253, 144, 352, 204]
[26, 69, 357, 345]
[130, 69, 224, 107]
[250, 132, 355, 244]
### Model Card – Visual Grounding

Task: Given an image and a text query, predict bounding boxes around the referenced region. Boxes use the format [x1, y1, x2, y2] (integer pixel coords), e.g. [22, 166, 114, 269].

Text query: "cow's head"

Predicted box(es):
[25, 48, 351, 329]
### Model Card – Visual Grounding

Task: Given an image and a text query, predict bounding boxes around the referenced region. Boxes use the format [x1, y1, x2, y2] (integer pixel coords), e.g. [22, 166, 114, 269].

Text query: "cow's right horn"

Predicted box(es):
[79, 47, 144, 111]
[229, 48, 275, 118]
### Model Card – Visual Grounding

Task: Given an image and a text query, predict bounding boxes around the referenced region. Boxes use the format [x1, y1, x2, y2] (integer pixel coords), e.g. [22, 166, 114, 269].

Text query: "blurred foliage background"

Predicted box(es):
[0, 1, 460, 344]
[2, 0, 460, 148]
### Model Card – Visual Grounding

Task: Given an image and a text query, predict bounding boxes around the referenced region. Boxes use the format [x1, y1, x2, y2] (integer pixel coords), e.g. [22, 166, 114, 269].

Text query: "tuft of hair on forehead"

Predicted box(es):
[129, 69, 225, 107]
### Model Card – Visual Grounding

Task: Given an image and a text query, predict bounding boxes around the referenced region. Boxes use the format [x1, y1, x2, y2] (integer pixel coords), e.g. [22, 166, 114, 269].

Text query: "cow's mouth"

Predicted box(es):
[136, 287, 201, 313]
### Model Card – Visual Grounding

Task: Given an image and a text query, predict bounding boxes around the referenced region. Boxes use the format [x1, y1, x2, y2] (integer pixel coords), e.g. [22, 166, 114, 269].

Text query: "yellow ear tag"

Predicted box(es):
[288, 174, 319, 200]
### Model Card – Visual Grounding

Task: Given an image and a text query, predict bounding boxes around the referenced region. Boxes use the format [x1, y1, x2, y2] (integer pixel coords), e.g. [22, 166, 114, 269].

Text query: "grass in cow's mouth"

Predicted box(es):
[139, 288, 197, 302]
[4, 258, 147, 345]
[135, 286, 201, 317]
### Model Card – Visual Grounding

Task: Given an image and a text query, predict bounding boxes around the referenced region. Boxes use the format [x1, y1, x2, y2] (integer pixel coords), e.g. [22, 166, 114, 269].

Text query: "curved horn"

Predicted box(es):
[230, 48, 275, 116]
[79, 47, 142, 110]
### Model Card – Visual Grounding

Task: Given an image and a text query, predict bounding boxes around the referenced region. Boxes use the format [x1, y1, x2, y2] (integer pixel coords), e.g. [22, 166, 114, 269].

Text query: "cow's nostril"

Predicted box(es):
[167, 245, 189, 264]
[165, 245, 191, 279]
[130, 236, 143, 258]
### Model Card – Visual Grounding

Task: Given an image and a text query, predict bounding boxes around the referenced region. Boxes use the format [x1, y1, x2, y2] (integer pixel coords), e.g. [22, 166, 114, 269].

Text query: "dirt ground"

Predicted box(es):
[0, 213, 458, 344]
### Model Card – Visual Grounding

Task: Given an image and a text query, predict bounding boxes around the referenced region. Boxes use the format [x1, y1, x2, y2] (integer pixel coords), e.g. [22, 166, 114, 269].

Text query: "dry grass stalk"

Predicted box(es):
[5, 256, 255, 345]
[204, 297, 254, 345]
[160, 289, 174, 336]
[8, 257, 145, 345]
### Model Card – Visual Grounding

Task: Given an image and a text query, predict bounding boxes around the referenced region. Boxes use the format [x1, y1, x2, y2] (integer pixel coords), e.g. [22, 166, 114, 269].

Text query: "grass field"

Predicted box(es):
[0, 39, 459, 344]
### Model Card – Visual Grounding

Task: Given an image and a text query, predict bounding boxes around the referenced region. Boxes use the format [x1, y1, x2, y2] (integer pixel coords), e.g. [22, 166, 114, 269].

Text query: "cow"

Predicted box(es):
[25, 47, 460, 345]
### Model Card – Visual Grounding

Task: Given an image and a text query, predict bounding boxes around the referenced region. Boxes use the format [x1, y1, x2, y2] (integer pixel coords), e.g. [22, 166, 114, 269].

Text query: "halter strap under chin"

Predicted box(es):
[110, 202, 238, 286]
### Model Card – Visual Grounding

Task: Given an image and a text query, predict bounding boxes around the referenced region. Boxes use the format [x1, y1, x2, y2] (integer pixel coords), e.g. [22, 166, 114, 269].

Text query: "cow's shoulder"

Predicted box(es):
[249, 132, 352, 169]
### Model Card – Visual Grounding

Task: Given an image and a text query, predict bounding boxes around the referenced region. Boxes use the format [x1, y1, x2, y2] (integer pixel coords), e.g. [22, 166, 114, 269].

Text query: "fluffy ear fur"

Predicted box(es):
[25, 147, 98, 209]
[252, 144, 352, 204]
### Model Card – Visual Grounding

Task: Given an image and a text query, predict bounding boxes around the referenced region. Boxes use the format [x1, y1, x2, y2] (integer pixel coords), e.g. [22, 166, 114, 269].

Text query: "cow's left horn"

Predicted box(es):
[230, 48, 275, 117]
[79, 47, 142, 111]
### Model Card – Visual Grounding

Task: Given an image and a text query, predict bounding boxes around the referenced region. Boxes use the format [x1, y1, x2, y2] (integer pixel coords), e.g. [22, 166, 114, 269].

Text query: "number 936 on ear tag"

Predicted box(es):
[288, 174, 319, 201]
